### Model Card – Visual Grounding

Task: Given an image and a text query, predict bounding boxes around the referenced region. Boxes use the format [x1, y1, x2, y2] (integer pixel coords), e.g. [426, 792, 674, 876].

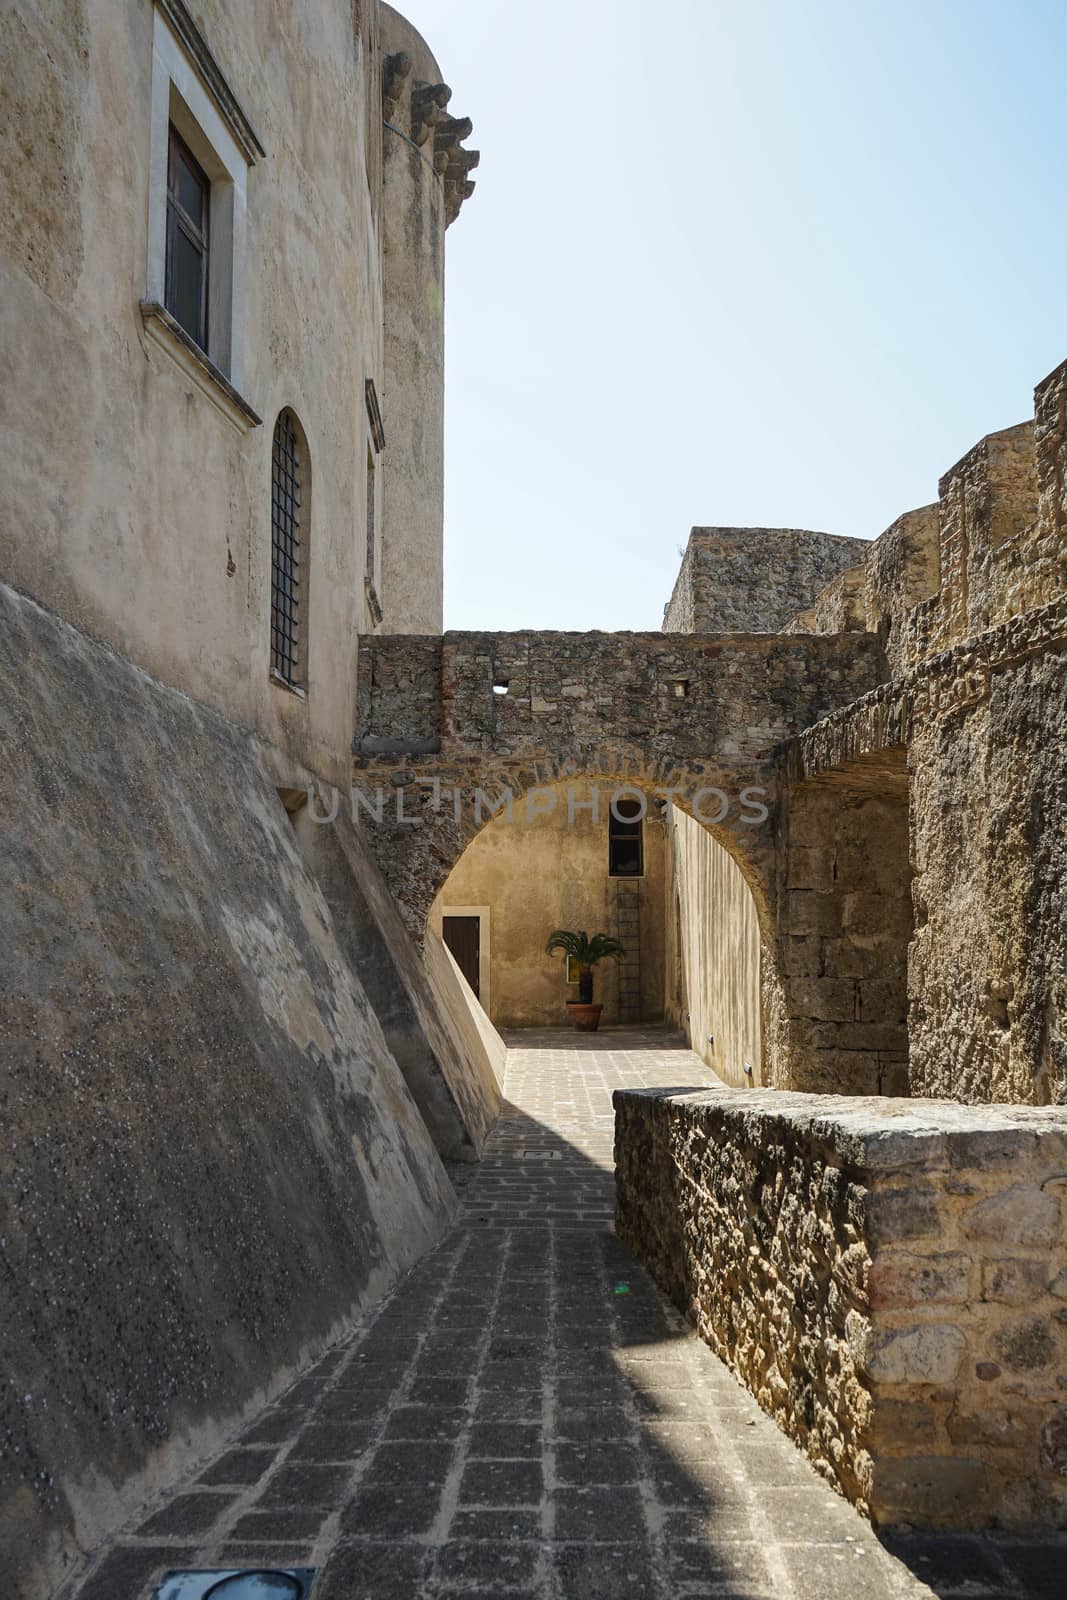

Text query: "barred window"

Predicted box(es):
[270, 409, 309, 690]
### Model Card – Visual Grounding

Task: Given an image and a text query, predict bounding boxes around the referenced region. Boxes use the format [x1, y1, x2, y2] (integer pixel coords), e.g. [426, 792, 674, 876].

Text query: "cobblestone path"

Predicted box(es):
[69, 1030, 1061, 1599]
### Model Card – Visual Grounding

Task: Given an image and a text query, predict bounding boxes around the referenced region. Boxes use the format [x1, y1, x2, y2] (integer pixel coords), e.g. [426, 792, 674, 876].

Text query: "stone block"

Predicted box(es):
[861, 1323, 966, 1385]
[1040, 1406, 1067, 1476]
[870, 1456, 990, 1529]
[992, 1315, 1058, 1373]
[868, 1253, 970, 1310]
[865, 1186, 944, 1245]
[962, 1186, 1060, 1248]
[980, 1257, 1050, 1303]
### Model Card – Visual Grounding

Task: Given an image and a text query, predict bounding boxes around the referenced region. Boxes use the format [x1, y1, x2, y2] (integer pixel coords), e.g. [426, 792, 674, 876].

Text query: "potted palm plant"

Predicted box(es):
[545, 929, 626, 1031]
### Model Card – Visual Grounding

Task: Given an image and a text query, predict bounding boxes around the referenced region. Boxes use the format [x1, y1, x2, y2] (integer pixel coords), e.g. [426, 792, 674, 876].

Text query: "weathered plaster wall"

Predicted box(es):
[428, 781, 667, 1027]
[378, 6, 446, 633]
[0, 0, 387, 784]
[664, 808, 762, 1086]
[0, 583, 456, 1598]
[616, 1085, 1067, 1530]
[663, 528, 871, 635]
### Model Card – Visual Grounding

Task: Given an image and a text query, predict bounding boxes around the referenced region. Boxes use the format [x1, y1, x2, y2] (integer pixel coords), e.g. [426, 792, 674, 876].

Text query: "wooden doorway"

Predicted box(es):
[443, 914, 481, 999]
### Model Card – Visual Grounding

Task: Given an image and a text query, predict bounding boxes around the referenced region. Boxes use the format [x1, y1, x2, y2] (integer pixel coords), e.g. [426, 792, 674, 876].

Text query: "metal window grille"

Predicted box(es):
[271, 411, 303, 686]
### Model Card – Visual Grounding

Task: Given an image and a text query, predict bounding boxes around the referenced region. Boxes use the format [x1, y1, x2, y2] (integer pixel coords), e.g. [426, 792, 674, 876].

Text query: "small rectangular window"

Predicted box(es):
[165, 125, 210, 349]
[609, 799, 644, 877]
[365, 447, 376, 584]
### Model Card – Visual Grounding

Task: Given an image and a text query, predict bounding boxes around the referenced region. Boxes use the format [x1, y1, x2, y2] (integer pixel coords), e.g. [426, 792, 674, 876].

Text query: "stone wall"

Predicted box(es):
[0, 583, 459, 1596]
[663, 528, 871, 635]
[351, 627, 888, 940]
[355, 629, 888, 767]
[784, 598, 1067, 1104]
[615, 1084, 1067, 1530]
[770, 761, 912, 1096]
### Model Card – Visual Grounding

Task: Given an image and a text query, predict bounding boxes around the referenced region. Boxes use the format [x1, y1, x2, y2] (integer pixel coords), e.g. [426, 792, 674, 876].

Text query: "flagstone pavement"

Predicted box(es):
[66, 1029, 1065, 1599]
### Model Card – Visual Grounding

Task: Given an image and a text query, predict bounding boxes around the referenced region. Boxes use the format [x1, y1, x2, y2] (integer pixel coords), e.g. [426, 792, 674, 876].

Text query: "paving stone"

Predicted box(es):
[449, 1508, 543, 1543]
[72, 1546, 198, 1600]
[254, 1461, 354, 1508]
[288, 1420, 375, 1460]
[460, 1458, 544, 1505]
[316, 1538, 432, 1600]
[139, 1492, 235, 1536]
[433, 1540, 542, 1586]
[341, 1483, 442, 1538]
[383, 1404, 470, 1442]
[196, 1446, 279, 1486]
[468, 1421, 543, 1459]
[372, 1440, 455, 1486]
[555, 1442, 641, 1484]
[553, 1484, 645, 1542]
[551, 1541, 656, 1599]
[229, 1508, 329, 1541]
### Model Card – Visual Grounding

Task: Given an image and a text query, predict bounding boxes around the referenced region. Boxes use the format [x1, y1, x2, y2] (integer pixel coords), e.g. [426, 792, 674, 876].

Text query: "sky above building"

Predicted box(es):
[399, 0, 1067, 632]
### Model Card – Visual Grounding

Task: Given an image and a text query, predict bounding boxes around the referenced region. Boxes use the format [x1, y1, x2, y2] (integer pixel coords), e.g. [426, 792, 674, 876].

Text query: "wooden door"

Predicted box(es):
[443, 915, 481, 999]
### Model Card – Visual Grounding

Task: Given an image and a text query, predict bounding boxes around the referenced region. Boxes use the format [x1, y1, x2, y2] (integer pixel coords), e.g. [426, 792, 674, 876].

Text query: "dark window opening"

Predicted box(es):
[271, 410, 306, 689]
[365, 446, 376, 584]
[165, 125, 209, 349]
[609, 798, 644, 877]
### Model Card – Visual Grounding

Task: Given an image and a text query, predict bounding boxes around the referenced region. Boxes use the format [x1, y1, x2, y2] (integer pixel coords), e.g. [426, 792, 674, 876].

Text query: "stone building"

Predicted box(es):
[2, 0, 1067, 1591]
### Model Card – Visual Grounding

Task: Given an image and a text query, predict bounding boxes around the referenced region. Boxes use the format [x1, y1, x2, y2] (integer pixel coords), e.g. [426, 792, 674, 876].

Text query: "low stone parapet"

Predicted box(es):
[614, 1085, 1067, 1529]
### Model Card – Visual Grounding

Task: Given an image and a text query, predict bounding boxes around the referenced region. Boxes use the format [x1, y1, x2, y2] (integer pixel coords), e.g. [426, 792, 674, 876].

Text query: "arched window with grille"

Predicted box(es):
[270, 409, 310, 690]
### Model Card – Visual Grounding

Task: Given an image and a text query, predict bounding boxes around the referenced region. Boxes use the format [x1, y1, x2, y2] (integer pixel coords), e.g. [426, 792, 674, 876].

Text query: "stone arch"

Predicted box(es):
[353, 752, 785, 1082]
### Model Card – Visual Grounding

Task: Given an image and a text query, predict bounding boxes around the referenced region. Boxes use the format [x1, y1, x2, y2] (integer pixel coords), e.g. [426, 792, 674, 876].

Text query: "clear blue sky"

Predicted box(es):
[399, 0, 1067, 632]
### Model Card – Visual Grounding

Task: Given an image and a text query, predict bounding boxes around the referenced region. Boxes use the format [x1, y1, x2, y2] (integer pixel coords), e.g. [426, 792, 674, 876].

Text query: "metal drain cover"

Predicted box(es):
[157, 1573, 315, 1600]
[521, 1148, 561, 1160]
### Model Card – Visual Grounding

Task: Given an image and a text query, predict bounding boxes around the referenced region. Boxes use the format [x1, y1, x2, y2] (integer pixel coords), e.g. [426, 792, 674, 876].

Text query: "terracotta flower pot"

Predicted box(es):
[566, 1001, 603, 1032]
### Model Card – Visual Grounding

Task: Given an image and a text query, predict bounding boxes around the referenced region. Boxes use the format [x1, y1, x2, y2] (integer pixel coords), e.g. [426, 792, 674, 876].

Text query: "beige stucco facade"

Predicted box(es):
[429, 781, 667, 1028]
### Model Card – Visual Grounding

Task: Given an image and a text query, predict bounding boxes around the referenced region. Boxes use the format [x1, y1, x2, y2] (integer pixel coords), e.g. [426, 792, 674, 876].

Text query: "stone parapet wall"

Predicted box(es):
[614, 1084, 1067, 1530]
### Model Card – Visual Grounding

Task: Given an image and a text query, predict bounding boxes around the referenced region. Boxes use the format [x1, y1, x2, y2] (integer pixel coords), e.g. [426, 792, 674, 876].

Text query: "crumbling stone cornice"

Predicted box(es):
[381, 51, 477, 225]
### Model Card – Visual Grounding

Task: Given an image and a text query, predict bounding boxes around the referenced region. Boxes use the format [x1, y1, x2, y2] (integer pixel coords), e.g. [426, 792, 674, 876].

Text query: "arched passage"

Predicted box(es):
[409, 769, 776, 1085]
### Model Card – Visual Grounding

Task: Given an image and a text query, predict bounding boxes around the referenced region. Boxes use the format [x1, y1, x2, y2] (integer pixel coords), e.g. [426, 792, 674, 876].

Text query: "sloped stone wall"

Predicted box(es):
[0, 583, 457, 1597]
[615, 1085, 1067, 1530]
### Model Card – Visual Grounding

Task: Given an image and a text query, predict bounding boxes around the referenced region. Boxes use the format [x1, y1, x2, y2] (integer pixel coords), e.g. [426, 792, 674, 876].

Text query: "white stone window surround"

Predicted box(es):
[142, 2, 262, 430]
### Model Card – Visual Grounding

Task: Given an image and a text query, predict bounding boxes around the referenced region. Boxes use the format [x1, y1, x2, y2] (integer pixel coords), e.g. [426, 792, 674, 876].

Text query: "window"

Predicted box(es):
[141, 3, 263, 429]
[609, 798, 644, 877]
[365, 446, 376, 585]
[270, 410, 309, 690]
[165, 125, 210, 348]
[363, 378, 385, 625]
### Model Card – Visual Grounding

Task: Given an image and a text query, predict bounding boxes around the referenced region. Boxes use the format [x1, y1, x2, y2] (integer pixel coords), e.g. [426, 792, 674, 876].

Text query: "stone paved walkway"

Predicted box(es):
[69, 1030, 1063, 1599]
